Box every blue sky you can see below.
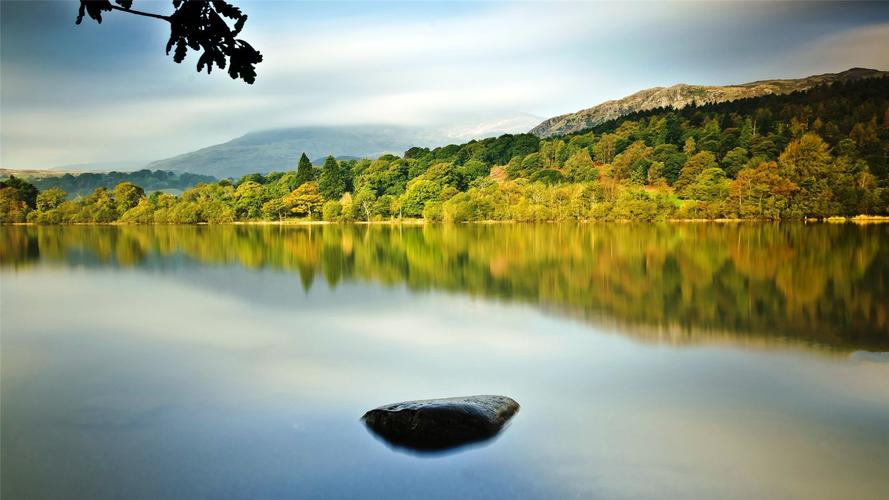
[2,0,888,169]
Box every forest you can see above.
[1,169,216,197]
[1,77,887,224]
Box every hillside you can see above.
[19,170,216,197]
[530,68,889,138]
[144,126,448,179]
[5,75,888,225]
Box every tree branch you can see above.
[109,5,170,22]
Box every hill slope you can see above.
[145,114,542,179]
[145,126,449,179]
[530,68,888,138]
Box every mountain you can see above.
[530,68,889,138]
[145,115,542,179]
[145,126,447,179]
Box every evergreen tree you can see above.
[295,153,316,187]
[318,155,346,200]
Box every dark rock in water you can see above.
[362,395,519,452]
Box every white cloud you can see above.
[790,23,889,75]
[2,2,888,168]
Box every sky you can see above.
[2,0,889,169]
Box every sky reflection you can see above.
[2,225,889,499]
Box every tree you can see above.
[721,147,750,178]
[564,150,598,182]
[76,0,262,83]
[261,198,289,221]
[778,133,835,216]
[593,133,619,164]
[685,168,730,202]
[284,182,323,218]
[322,200,343,221]
[37,188,67,212]
[353,186,377,221]
[295,153,316,187]
[234,180,265,219]
[459,159,489,184]
[318,156,346,201]
[651,144,685,185]
[779,133,832,182]
[520,153,544,175]
[401,179,442,217]
[0,176,38,209]
[113,182,145,214]
[0,187,30,223]
[647,161,667,185]
[675,151,718,197]
[729,162,798,219]
[683,137,696,155]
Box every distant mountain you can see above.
[530,68,889,138]
[145,126,448,178]
[442,113,543,141]
[46,160,150,172]
[145,114,543,179]
[310,155,361,165]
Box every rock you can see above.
[362,395,519,452]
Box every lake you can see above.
[1,223,888,499]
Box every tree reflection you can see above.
[2,223,886,351]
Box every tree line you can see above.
[3,169,217,198]
[2,77,887,224]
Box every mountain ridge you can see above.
[530,68,888,138]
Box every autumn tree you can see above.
[777,133,835,216]
[285,182,323,218]
[729,162,798,219]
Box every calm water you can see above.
[1,223,888,499]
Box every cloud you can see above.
[791,23,889,74]
[2,1,889,168]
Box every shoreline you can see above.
[6,215,889,227]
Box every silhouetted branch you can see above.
[109,5,170,22]
[76,0,262,84]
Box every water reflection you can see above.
[1,223,887,352]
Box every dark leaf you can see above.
[77,0,263,83]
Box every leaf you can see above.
[77,0,263,83]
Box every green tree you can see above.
[353,186,377,221]
[565,150,598,182]
[113,182,146,214]
[322,200,343,221]
[295,153,316,187]
[675,151,718,197]
[401,179,442,217]
[318,155,346,200]
[234,180,265,219]
[721,147,750,178]
[36,188,67,212]
[685,167,730,202]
